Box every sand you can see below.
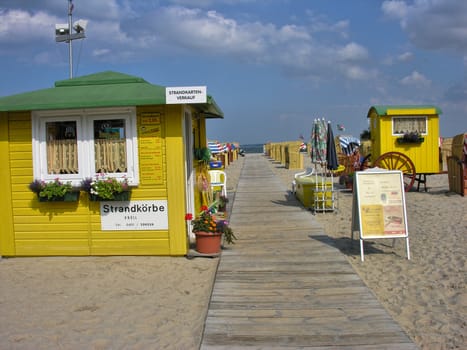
[268,155,466,350]
[0,256,218,349]
[0,153,465,349]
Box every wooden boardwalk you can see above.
[201,154,417,349]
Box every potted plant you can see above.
[194,147,211,164]
[217,194,229,213]
[185,205,236,254]
[216,219,237,245]
[397,131,424,144]
[81,174,130,201]
[29,178,79,202]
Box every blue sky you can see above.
[1,0,466,144]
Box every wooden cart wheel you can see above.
[373,151,416,191]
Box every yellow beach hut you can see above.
[0,71,223,256]
[367,105,442,190]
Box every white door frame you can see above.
[183,108,196,242]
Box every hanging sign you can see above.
[351,169,410,261]
[166,86,207,104]
[100,200,168,231]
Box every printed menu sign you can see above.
[351,169,410,261]
[357,172,406,237]
[138,114,163,185]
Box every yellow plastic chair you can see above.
[209,170,227,197]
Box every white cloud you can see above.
[337,42,368,62]
[382,51,414,66]
[382,0,467,54]
[138,7,266,56]
[131,6,373,81]
[169,0,255,7]
[381,1,409,20]
[0,9,58,43]
[0,3,375,82]
[344,66,372,80]
[92,48,111,57]
[306,10,350,39]
[400,70,431,86]
[398,51,413,62]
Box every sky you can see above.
[0,0,466,145]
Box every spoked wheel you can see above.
[373,151,416,191]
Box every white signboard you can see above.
[100,200,168,231]
[166,86,207,104]
[351,169,410,261]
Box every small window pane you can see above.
[94,119,127,173]
[46,121,78,174]
[393,117,427,135]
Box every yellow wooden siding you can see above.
[0,112,15,255]
[91,239,170,255]
[165,104,189,255]
[15,240,90,256]
[1,105,193,256]
[386,107,438,115]
[89,230,168,240]
[2,107,167,256]
[84,106,176,256]
[14,213,90,225]
[130,188,167,198]
[9,112,37,255]
[373,114,440,174]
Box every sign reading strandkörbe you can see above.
[166,86,207,104]
[100,200,168,231]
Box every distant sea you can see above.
[240,143,264,154]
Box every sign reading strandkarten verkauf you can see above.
[100,200,168,231]
[166,86,207,104]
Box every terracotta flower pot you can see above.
[195,231,222,254]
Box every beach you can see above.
[268,154,466,350]
[0,153,465,349]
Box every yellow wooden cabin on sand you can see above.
[0,71,223,257]
[368,105,442,175]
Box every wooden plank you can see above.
[201,154,416,350]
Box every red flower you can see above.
[200,205,209,212]
[185,213,193,221]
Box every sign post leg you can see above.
[406,237,411,260]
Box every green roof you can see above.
[0,71,223,118]
[368,105,442,117]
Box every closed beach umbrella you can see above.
[311,118,327,164]
[326,122,338,170]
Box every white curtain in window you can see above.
[94,139,127,173]
[393,117,426,134]
[46,139,79,174]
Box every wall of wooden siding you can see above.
[0,105,190,256]
[370,110,440,174]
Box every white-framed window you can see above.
[32,107,139,186]
[392,116,427,136]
